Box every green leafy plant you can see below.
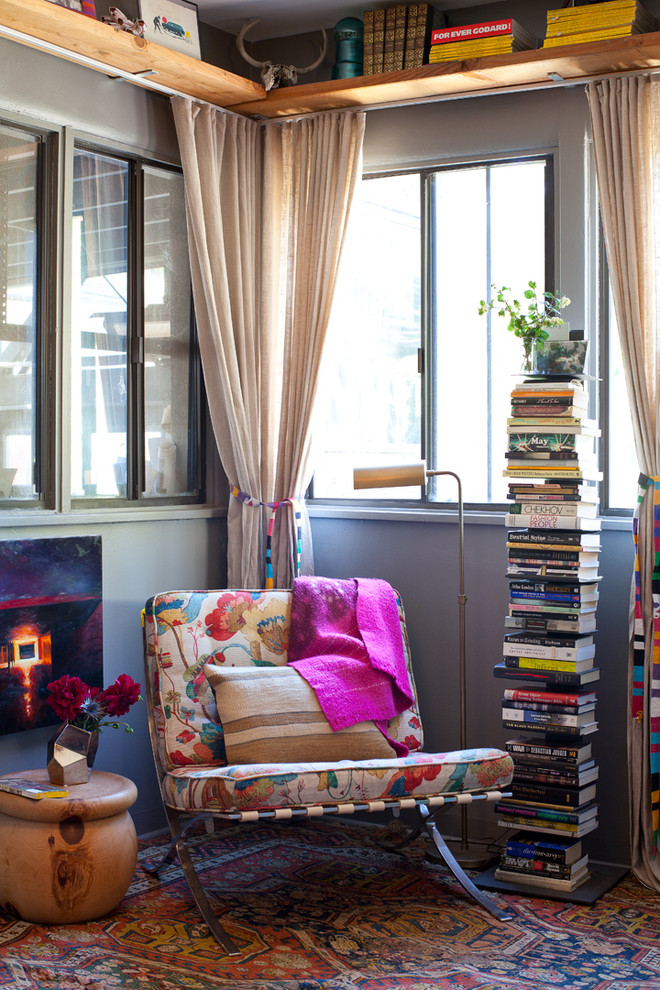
[478,281,570,370]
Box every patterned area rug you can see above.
[0,817,658,990]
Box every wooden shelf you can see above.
[3,1,660,118]
[0,0,265,108]
[233,31,660,117]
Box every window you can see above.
[314,156,552,505]
[0,122,43,503]
[70,147,200,504]
[0,122,201,510]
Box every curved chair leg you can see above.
[142,810,241,956]
[418,805,512,923]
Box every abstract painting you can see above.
[0,536,102,735]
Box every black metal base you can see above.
[476,861,629,905]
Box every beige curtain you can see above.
[262,112,366,587]
[587,75,660,889]
[172,99,365,587]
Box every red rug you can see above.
[0,818,657,989]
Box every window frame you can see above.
[309,151,559,512]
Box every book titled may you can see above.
[0,777,69,800]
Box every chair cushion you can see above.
[160,748,514,814]
[143,590,423,772]
[203,663,395,762]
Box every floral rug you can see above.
[0,818,658,990]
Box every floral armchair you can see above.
[142,588,514,954]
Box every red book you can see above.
[430,19,514,45]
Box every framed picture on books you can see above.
[139,0,201,59]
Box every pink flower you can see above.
[47,675,90,721]
[99,674,141,717]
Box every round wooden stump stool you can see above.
[0,769,138,924]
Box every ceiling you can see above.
[194,0,492,39]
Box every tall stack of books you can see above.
[494,374,602,894]
[543,0,655,49]
[362,4,437,75]
[428,17,537,63]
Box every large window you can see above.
[314,156,551,505]
[0,122,201,510]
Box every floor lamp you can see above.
[353,461,494,869]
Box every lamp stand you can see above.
[423,471,497,871]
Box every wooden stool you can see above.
[0,769,138,924]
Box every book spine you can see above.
[502,687,587,704]
[363,9,375,74]
[393,4,407,71]
[505,840,578,863]
[403,3,418,68]
[502,708,584,727]
[512,769,596,787]
[505,513,599,530]
[507,530,600,547]
[495,801,594,824]
[372,8,385,73]
[504,657,588,671]
[430,18,514,45]
[503,720,595,736]
[383,5,397,72]
[498,858,581,880]
[414,2,432,66]
[503,645,589,661]
[509,784,591,806]
[507,503,589,517]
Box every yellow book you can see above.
[544,27,642,46]
[429,37,519,61]
[0,777,69,800]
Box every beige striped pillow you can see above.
[203,664,395,764]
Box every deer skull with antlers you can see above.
[236,18,327,91]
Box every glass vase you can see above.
[47,723,99,786]
[521,340,537,374]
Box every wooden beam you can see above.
[0,0,265,107]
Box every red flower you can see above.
[99,674,141,717]
[47,675,89,721]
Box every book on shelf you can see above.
[502,719,598,736]
[503,469,603,484]
[495,799,598,824]
[503,697,596,714]
[393,3,408,71]
[505,833,584,864]
[493,662,600,688]
[430,18,534,46]
[544,0,655,48]
[507,431,597,453]
[512,764,599,788]
[494,864,590,891]
[505,736,593,762]
[363,9,375,74]
[497,817,598,838]
[404,3,435,68]
[506,417,600,434]
[510,402,590,417]
[509,578,600,595]
[505,509,602,527]
[505,613,598,633]
[509,598,598,614]
[546,0,653,28]
[507,529,601,549]
[372,7,385,73]
[499,852,589,879]
[501,707,596,729]
[0,777,69,799]
[507,547,600,563]
[503,629,595,648]
[509,781,597,808]
[544,24,651,47]
[428,36,534,61]
[507,565,600,582]
[504,656,595,674]
[503,684,597,705]
[383,5,397,72]
[503,634,595,660]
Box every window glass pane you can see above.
[71,150,128,499]
[313,173,422,499]
[431,159,547,504]
[607,297,636,509]
[143,166,196,498]
[0,125,40,502]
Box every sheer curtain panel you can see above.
[587,75,660,890]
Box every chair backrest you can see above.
[143,589,424,773]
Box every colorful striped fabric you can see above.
[632,473,660,850]
[230,485,303,588]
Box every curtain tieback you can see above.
[230,484,303,589]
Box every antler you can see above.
[236,18,328,87]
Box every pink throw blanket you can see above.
[288,576,414,756]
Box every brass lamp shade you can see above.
[353,462,427,489]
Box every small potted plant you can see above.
[478,281,571,373]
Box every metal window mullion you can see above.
[127,162,145,501]
[422,170,435,502]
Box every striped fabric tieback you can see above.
[230,484,302,589]
[632,472,660,851]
